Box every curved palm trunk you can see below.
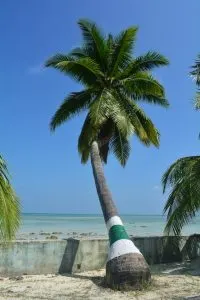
[90,141,151,290]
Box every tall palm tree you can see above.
[0,155,20,240]
[46,19,169,290]
[162,54,200,237]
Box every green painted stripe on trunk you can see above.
[109,225,130,245]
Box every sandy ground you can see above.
[0,262,200,300]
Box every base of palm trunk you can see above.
[106,252,151,290]
[105,216,151,290]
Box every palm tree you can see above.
[162,54,200,237]
[46,19,169,290]
[0,155,20,240]
[191,54,200,109]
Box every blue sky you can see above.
[1,0,199,214]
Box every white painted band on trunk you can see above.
[108,239,141,261]
[106,216,123,231]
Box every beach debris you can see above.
[9,276,23,281]
[46,235,58,240]
[52,232,62,234]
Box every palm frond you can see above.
[194,90,200,110]
[0,156,20,241]
[78,113,98,164]
[110,129,131,166]
[78,19,107,70]
[190,54,200,108]
[89,89,111,126]
[113,90,160,146]
[162,156,198,192]
[50,90,94,131]
[121,72,169,107]
[109,102,134,138]
[92,89,134,138]
[69,47,88,59]
[119,51,169,79]
[162,156,200,236]
[97,119,115,163]
[45,54,103,85]
[190,54,200,86]
[110,27,138,75]
[133,104,160,147]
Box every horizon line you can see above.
[22,212,165,216]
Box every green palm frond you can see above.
[110,129,131,166]
[121,72,169,107]
[133,104,160,147]
[190,54,200,106]
[162,156,200,236]
[78,114,97,164]
[97,119,115,163]
[0,156,20,240]
[106,92,134,138]
[78,19,107,69]
[89,89,111,126]
[69,47,88,59]
[162,157,198,192]
[119,52,169,79]
[50,90,94,131]
[190,54,200,86]
[45,55,103,85]
[132,51,169,72]
[194,90,200,110]
[109,105,134,139]
[0,156,9,182]
[110,27,138,75]
[113,90,159,146]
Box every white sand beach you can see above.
[0,262,200,300]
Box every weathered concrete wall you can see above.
[0,236,199,276]
[133,236,184,264]
[0,240,68,276]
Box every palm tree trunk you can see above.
[90,141,151,290]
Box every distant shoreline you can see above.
[21,212,165,216]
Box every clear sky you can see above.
[1,0,199,214]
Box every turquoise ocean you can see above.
[18,214,200,237]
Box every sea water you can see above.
[19,213,200,237]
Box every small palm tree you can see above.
[46,19,169,290]
[162,54,200,237]
[0,155,20,240]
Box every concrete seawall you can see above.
[0,236,199,276]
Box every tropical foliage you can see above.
[163,54,200,236]
[46,19,169,166]
[191,54,200,109]
[0,155,20,240]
